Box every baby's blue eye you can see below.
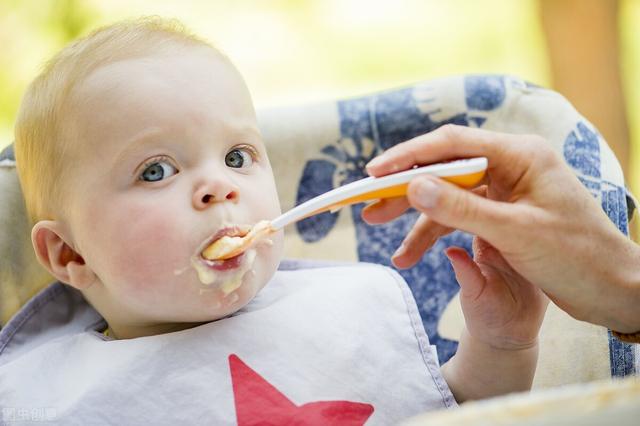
[140,160,178,182]
[225,148,254,169]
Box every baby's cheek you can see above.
[107,210,188,286]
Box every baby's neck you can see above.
[105,321,207,340]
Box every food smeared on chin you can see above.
[191,249,257,294]
[190,220,274,295]
[202,220,273,261]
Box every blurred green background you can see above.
[1,0,639,228]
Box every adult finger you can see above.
[366,125,533,189]
[391,186,486,268]
[361,197,410,224]
[407,175,520,244]
[391,214,454,269]
[363,182,488,228]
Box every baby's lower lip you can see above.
[201,252,244,271]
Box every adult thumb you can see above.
[407,176,512,242]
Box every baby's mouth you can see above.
[200,220,273,261]
[191,225,260,292]
[196,225,252,270]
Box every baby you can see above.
[0,18,548,425]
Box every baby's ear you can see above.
[31,221,96,290]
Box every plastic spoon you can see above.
[202,157,488,260]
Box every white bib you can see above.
[0,260,455,425]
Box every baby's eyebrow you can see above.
[115,127,165,163]
[111,127,168,176]
[229,125,261,142]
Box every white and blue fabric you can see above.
[0,74,637,389]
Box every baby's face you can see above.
[63,48,283,335]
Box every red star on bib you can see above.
[229,354,374,425]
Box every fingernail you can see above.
[392,243,407,258]
[444,249,456,266]
[414,178,440,209]
[366,156,384,169]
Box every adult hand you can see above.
[362,124,640,333]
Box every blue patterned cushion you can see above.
[260,74,637,380]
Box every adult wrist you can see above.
[611,330,640,344]
[604,236,640,334]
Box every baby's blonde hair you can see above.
[15,17,222,224]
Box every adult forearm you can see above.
[441,328,538,403]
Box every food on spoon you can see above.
[202,220,273,261]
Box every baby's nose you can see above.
[193,179,239,210]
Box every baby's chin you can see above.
[162,237,283,324]
[195,274,263,320]
[187,253,277,321]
